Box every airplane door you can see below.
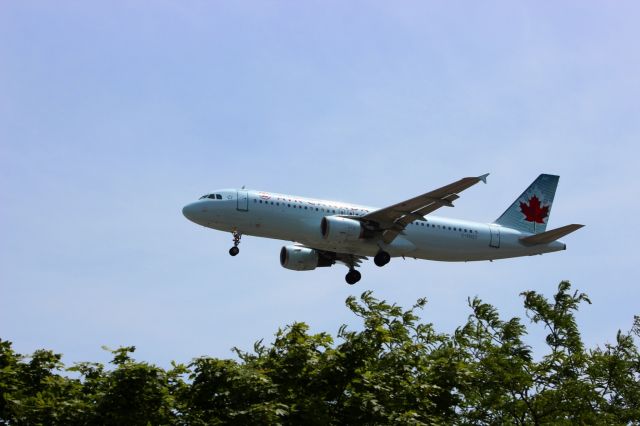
[489,225,500,248]
[237,190,249,211]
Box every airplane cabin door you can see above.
[237,190,249,211]
[489,225,500,248]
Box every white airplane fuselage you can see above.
[182,189,566,262]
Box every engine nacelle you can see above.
[321,216,364,243]
[280,245,333,271]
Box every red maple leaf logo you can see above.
[519,195,549,224]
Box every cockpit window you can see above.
[204,193,223,200]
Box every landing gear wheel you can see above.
[345,269,361,285]
[374,251,391,267]
[229,230,242,256]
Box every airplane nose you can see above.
[182,203,199,222]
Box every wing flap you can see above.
[519,224,584,245]
[333,252,367,268]
[382,229,401,244]
[314,247,367,268]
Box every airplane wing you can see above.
[316,248,367,269]
[357,173,489,243]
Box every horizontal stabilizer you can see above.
[519,224,584,245]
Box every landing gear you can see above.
[345,269,361,285]
[229,230,241,256]
[374,251,391,267]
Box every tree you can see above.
[1,281,638,424]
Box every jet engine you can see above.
[321,216,364,243]
[280,245,333,271]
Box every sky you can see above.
[1,1,639,368]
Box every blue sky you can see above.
[1,1,639,367]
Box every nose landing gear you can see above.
[345,269,361,285]
[229,230,242,256]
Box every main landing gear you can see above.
[374,251,391,267]
[229,230,241,256]
[345,251,389,284]
[345,269,361,285]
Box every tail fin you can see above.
[494,174,559,234]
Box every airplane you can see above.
[182,174,584,284]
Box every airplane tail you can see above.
[493,174,559,234]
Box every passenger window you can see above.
[216,194,222,199]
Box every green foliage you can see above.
[1,281,638,424]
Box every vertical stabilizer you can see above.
[493,174,559,234]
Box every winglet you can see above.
[478,173,489,184]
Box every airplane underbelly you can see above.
[225,211,320,242]
[408,230,496,261]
